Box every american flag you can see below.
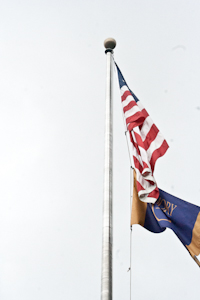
[115,63,169,203]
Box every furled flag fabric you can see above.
[131,170,200,266]
[115,63,169,203]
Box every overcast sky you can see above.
[0,1,200,299]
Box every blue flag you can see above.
[131,171,200,266]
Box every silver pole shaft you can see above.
[101,50,113,300]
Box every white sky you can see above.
[0,1,200,299]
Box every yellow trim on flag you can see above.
[131,170,147,226]
[186,212,200,259]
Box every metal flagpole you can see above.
[101,38,116,300]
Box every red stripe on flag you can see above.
[150,140,169,173]
[143,124,159,148]
[142,161,149,170]
[134,124,159,150]
[146,179,155,186]
[137,182,159,200]
[133,131,144,149]
[136,181,145,193]
[123,101,137,113]
[148,187,159,200]
[133,156,144,174]
[139,109,149,122]
[121,90,132,102]
[134,157,152,178]
[129,132,140,156]
[127,114,145,130]
[127,108,148,131]
[137,180,159,198]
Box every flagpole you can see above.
[101,38,116,300]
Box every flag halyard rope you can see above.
[130,166,133,300]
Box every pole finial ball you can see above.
[104,38,116,50]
